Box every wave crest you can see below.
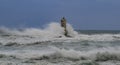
[26,47,120,62]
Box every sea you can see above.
[0,22,120,65]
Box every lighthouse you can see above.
[61,17,68,37]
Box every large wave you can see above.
[0,46,120,65]
[0,22,78,45]
[28,46,120,61]
[0,22,120,45]
[0,22,78,37]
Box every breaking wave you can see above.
[0,22,78,45]
[0,22,78,37]
[0,22,120,45]
[0,46,120,64]
[28,46,120,61]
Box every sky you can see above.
[0,0,120,30]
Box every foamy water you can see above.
[0,22,120,65]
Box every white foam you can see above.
[75,33,120,41]
[0,22,79,45]
[66,24,78,37]
[0,46,120,61]
[0,22,120,45]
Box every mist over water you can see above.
[0,22,120,65]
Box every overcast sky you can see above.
[0,0,120,30]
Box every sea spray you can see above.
[66,24,78,37]
[0,22,77,37]
[0,22,79,45]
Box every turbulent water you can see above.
[0,22,120,65]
